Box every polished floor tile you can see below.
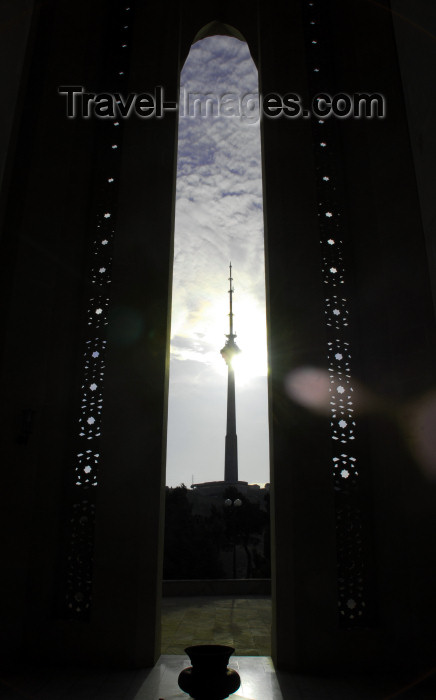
[130,656,436,699]
[0,599,434,700]
[131,656,285,699]
[1,656,436,699]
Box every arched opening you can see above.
[162,30,271,655]
[192,21,246,43]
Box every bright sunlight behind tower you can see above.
[165,35,269,488]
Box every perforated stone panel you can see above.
[60,1,135,620]
[303,0,372,626]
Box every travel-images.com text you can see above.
[58,86,386,123]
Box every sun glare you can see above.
[171,287,267,385]
[227,297,267,385]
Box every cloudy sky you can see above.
[165,35,270,488]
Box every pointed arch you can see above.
[193,20,246,44]
[180,21,258,70]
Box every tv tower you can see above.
[220,263,241,484]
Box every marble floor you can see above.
[161,596,271,655]
[1,597,435,698]
[2,655,436,699]
[113,655,436,699]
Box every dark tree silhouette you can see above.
[222,486,269,578]
[163,485,270,580]
[163,485,225,579]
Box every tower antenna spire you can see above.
[228,261,235,339]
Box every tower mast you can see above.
[220,262,241,484]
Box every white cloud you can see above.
[166,36,269,487]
